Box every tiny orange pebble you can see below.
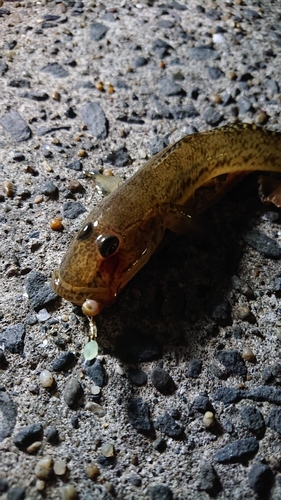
[77,149,88,157]
[50,218,63,231]
[3,181,14,197]
[34,195,43,204]
[108,85,115,94]
[159,61,166,69]
[53,91,61,101]
[103,169,114,177]
[96,81,104,91]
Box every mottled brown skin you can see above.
[52,123,281,312]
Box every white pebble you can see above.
[39,369,54,388]
[91,385,101,395]
[36,308,51,322]
[115,364,124,376]
[212,33,225,44]
[54,459,67,476]
[101,442,114,458]
[36,479,45,491]
[203,411,216,429]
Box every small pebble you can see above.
[100,442,114,458]
[36,480,45,491]
[35,456,53,479]
[53,91,61,101]
[44,426,59,444]
[203,411,216,428]
[242,347,257,363]
[236,306,256,323]
[26,441,42,454]
[60,485,78,500]
[3,180,14,197]
[50,218,63,231]
[255,112,268,125]
[54,460,67,476]
[86,463,100,480]
[77,149,87,158]
[39,369,54,388]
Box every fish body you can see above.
[52,123,281,314]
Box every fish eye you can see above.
[77,222,93,240]
[96,234,120,258]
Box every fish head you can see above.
[52,208,164,314]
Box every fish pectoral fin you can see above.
[165,203,211,241]
[84,170,123,195]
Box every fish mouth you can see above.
[52,268,116,308]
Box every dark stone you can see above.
[237,97,252,114]
[248,386,281,405]
[63,201,87,219]
[25,270,57,311]
[154,412,183,439]
[89,21,108,41]
[71,416,79,429]
[248,464,273,497]
[106,147,131,167]
[128,474,142,487]
[66,159,82,171]
[79,101,108,140]
[148,484,173,500]
[114,330,161,363]
[197,463,221,495]
[127,397,151,434]
[19,91,49,101]
[85,359,105,387]
[0,323,25,354]
[206,8,222,20]
[204,107,224,126]
[13,423,43,449]
[189,45,219,61]
[52,351,76,372]
[240,406,265,438]
[0,351,7,369]
[7,487,26,500]
[158,20,175,29]
[8,79,30,88]
[113,79,129,89]
[243,8,261,20]
[40,180,58,197]
[153,437,167,452]
[159,77,185,96]
[211,298,231,326]
[0,110,32,142]
[44,425,59,444]
[0,60,8,76]
[149,136,169,155]
[170,104,199,119]
[12,152,25,162]
[213,387,243,404]
[267,408,281,434]
[216,350,247,376]
[186,358,202,378]
[244,230,281,259]
[214,437,259,464]
[170,1,187,10]
[193,395,213,413]
[150,367,176,395]
[40,62,69,78]
[134,56,149,68]
[65,106,77,119]
[63,378,83,408]
[0,478,8,493]
[0,391,17,441]
[207,66,225,80]
[127,368,147,386]
[262,366,274,384]
[151,38,172,57]
[36,125,71,136]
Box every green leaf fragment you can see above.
[83,340,98,360]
